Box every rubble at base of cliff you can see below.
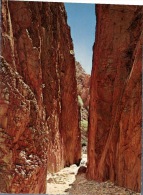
[46,152,141,195]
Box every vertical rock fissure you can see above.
[75,61,90,150]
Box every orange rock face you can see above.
[1,1,81,193]
[87,5,142,192]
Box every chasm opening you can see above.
[65,2,96,152]
[47,3,96,193]
[46,3,96,194]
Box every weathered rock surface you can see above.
[75,62,90,145]
[87,5,142,192]
[1,1,81,193]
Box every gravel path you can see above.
[69,174,140,195]
[46,153,140,195]
[46,164,78,194]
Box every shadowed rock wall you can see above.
[87,4,142,192]
[1,1,81,193]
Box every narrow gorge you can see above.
[76,61,90,147]
[0,1,142,194]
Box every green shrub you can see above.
[80,120,88,131]
[78,95,84,107]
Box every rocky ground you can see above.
[46,149,141,195]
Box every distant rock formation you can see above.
[1,1,81,193]
[75,62,90,145]
[87,4,142,192]
[76,61,90,110]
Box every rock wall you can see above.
[1,1,81,193]
[87,5,142,192]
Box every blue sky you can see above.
[65,3,96,74]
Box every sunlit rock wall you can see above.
[87,4,142,192]
[1,1,81,193]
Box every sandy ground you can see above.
[46,153,141,195]
[46,164,78,194]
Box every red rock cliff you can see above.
[1,1,81,193]
[87,5,142,192]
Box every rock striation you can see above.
[87,4,142,192]
[1,1,81,193]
